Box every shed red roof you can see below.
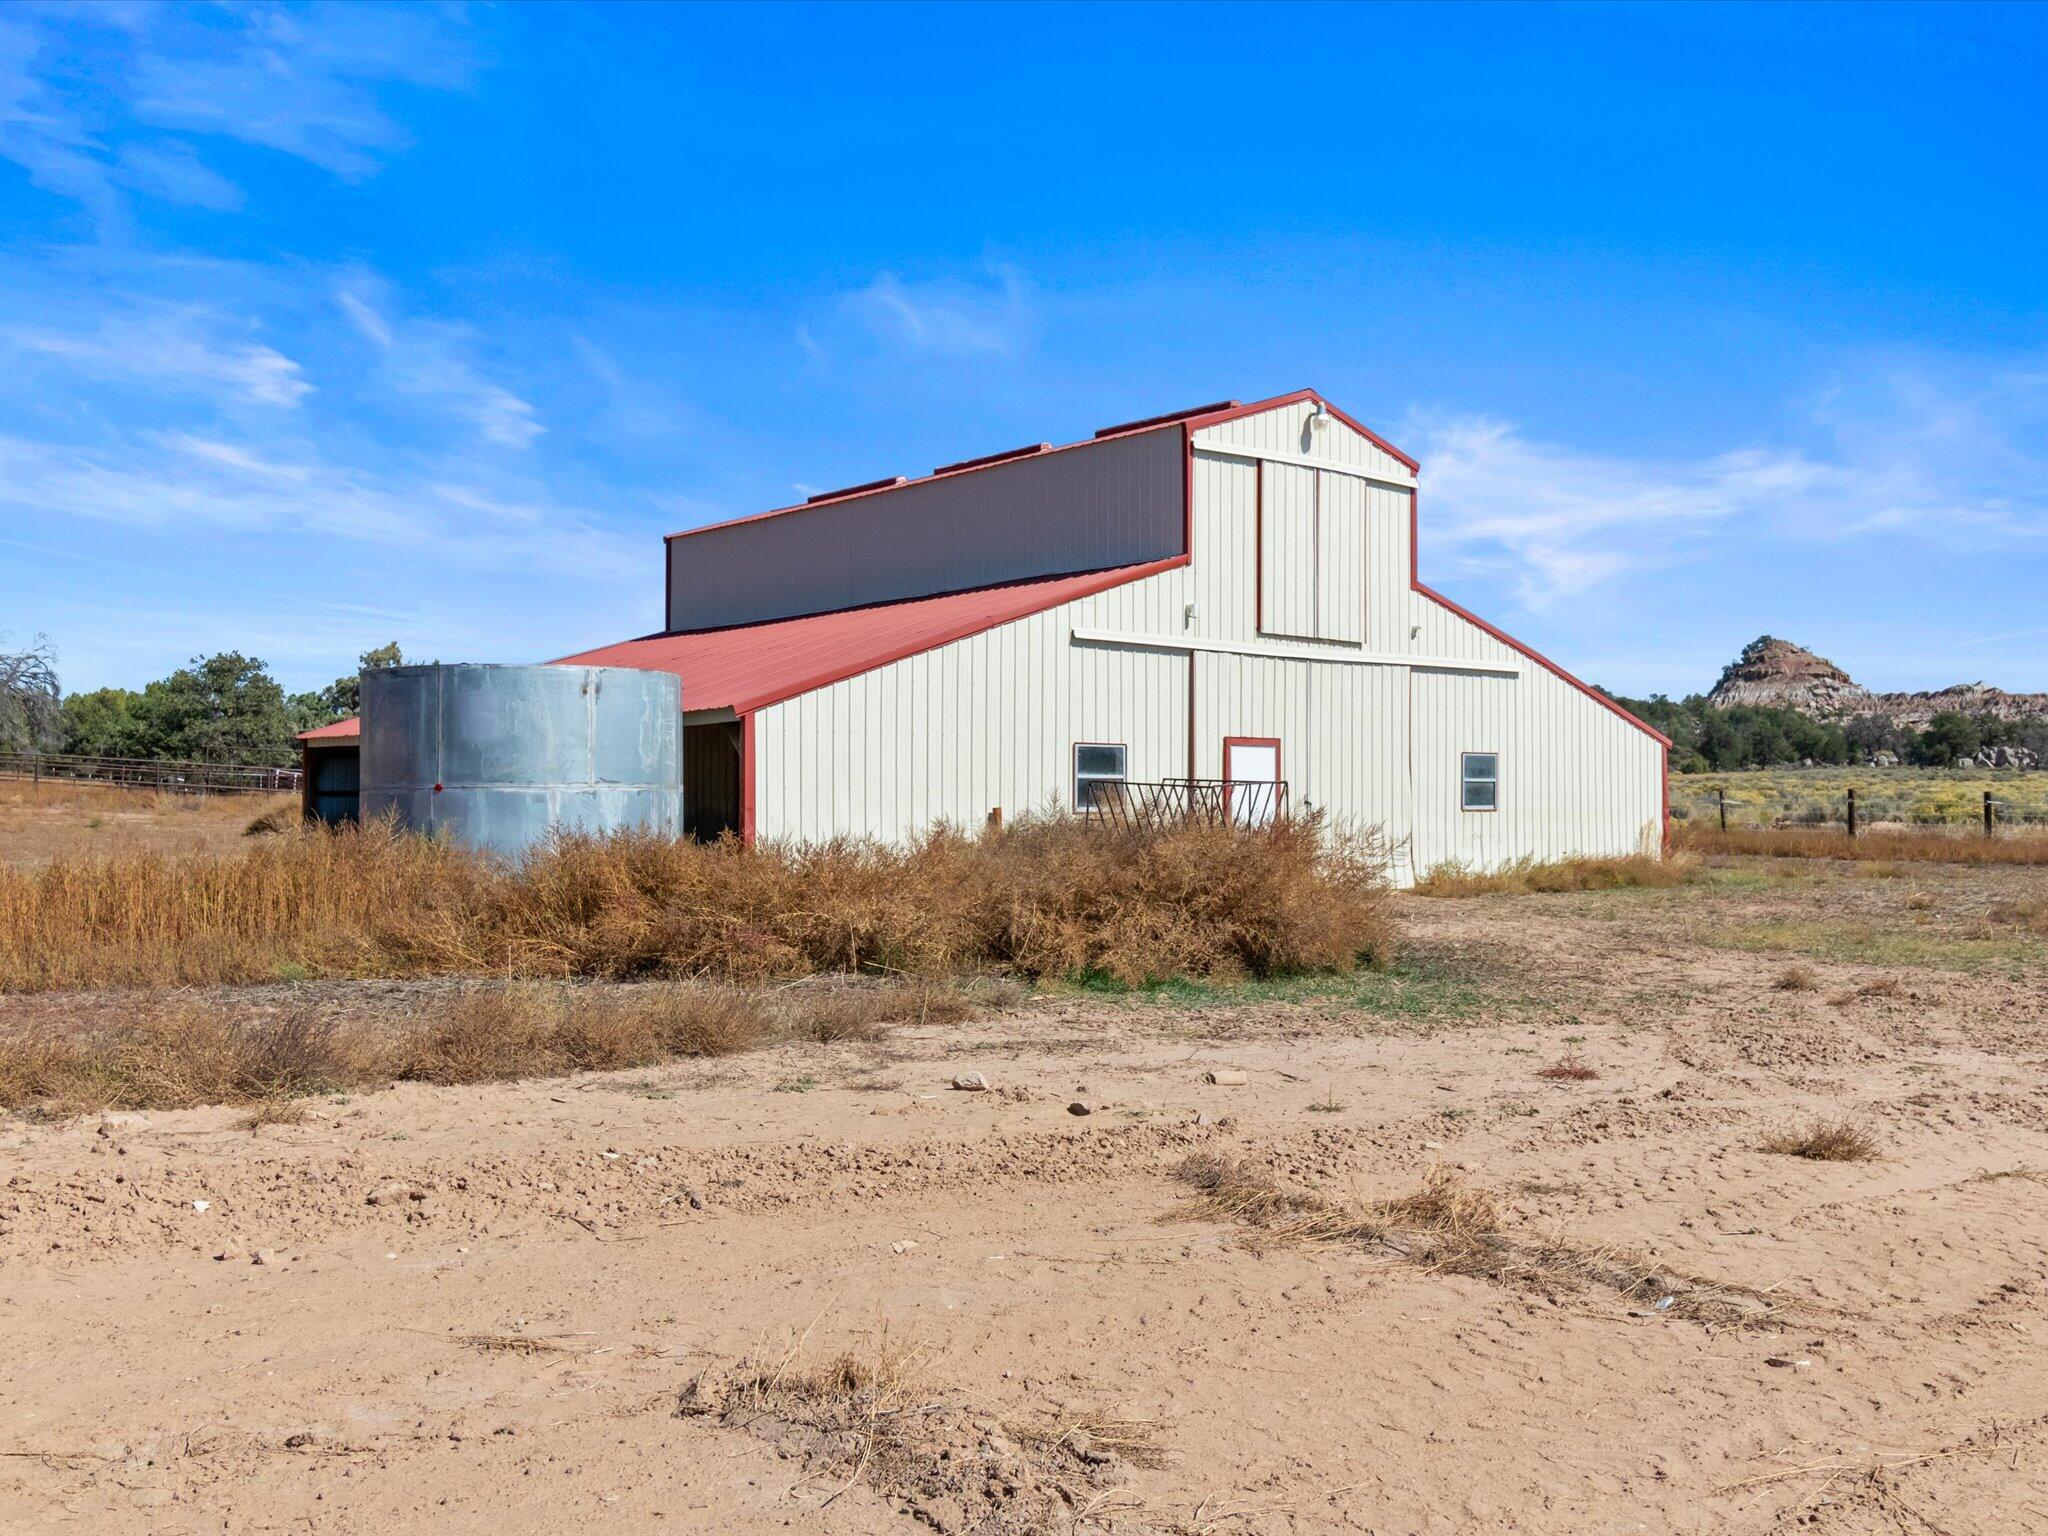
[292,556,1180,745]
[557,557,1181,715]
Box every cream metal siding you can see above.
[669,425,1184,631]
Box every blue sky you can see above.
[2,1,2044,700]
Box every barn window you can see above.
[1461,752,1499,811]
[1073,742,1128,810]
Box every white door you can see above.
[1224,739,1281,825]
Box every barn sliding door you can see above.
[1258,463,1364,643]
[1258,463,1317,638]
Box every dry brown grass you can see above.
[395,982,774,1085]
[237,1098,309,1131]
[1676,822,2048,866]
[1172,1157,1775,1324]
[0,978,963,1114]
[1772,963,1822,992]
[1993,894,2048,936]
[0,1004,371,1112]
[1412,851,1688,897]
[1535,1053,1600,1081]
[0,780,294,867]
[0,811,1395,994]
[1760,1119,1881,1162]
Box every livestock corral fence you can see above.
[0,751,301,796]
[1078,777,1289,831]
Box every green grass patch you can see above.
[1064,947,1512,1022]
[1704,921,2042,971]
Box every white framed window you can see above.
[1461,752,1499,812]
[1073,742,1128,810]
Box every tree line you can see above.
[1,636,401,768]
[1603,691,2048,773]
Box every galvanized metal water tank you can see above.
[359,664,682,857]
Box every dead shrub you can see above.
[1413,852,1688,897]
[1772,963,1821,992]
[1760,1119,1880,1162]
[1535,1053,1600,1081]
[0,809,1394,994]
[244,806,297,837]
[1171,1157,1774,1324]
[240,1098,309,1131]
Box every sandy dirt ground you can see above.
[3,858,2046,1533]
[0,782,294,866]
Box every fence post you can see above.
[1985,791,1994,840]
[1846,787,1857,840]
[1718,787,1727,832]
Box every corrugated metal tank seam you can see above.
[669,427,1183,632]
[360,665,683,858]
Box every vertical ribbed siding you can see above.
[753,566,1195,842]
[669,426,1184,631]
[1405,600,1664,871]
[1258,462,1317,638]
[1316,472,1366,644]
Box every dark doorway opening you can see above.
[684,722,741,841]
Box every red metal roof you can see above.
[557,558,1183,715]
[289,558,1180,746]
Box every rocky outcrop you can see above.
[1708,636,2048,730]
[1709,637,1869,715]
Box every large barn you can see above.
[301,389,1668,880]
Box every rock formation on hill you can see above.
[1707,636,2048,730]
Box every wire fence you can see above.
[0,751,301,796]
[1675,783,2048,836]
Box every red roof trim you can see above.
[807,474,906,504]
[1406,508,1669,749]
[297,718,360,742]
[934,442,1051,475]
[1180,389,1421,473]
[1093,400,1238,438]
[1416,580,1669,746]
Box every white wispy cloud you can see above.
[3,305,312,407]
[340,287,543,449]
[833,264,1035,357]
[0,4,480,226]
[0,427,640,584]
[1409,353,2048,613]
